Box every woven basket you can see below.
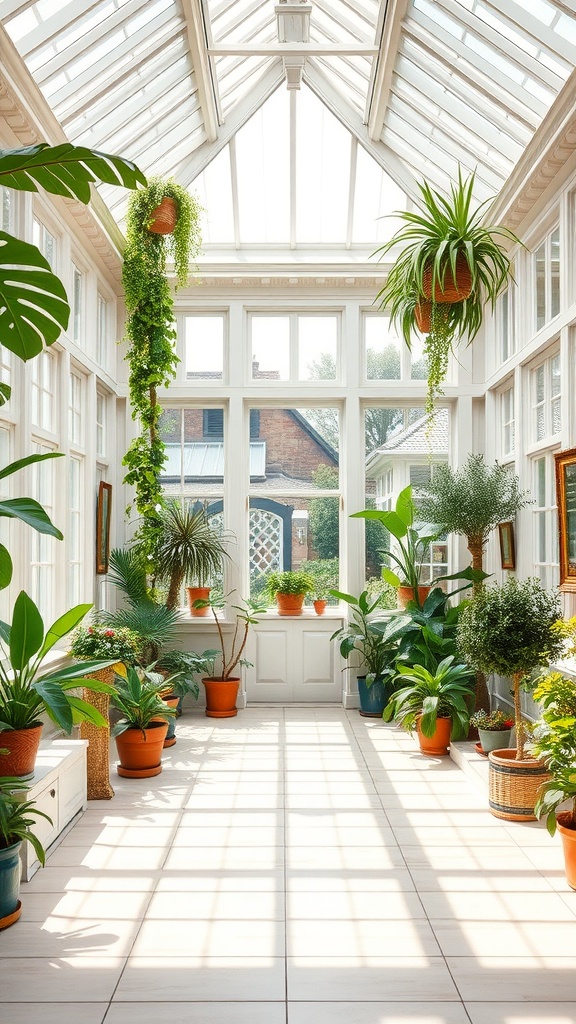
[80,665,116,800]
[422,253,472,303]
[148,197,177,235]
[414,300,432,334]
[488,748,549,821]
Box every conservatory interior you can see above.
[2,1,576,1022]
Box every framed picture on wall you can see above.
[96,482,112,574]
[555,447,576,592]
[498,521,515,570]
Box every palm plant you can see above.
[383,656,474,740]
[103,547,177,664]
[153,501,231,609]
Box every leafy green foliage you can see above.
[0,592,115,733]
[266,571,315,598]
[69,624,142,664]
[388,585,470,675]
[0,452,64,590]
[111,666,177,738]
[0,143,145,365]
[0,775,53,865]
[532,671,576,834]
[329,590,400,683]
[153,502,231,609]
[308,466,339,559]
[383,655,474,740]
[299,558,339,601]
[197,593,267,680]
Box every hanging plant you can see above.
[373,168,522,411]
[122,178,202,560]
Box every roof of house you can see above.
[366,407,449,468]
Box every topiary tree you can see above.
[457,577,563,759]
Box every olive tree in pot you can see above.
[329,590,400,716]
[0,775,52,929]
[457,577,563,820]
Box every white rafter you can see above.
[366,0,408,141]
[181,0,221,141]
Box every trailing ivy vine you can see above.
[122,177,202,560]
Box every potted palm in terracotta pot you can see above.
[457,577,563,820]
[153,501,231,615]
[383,656,474,755]
[111,667,177,778]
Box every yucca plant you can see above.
[383,655,474,740]
[111,666,177,739]
[153,501,231,610]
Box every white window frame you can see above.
[68,369,83,446]
[534,224,561,331]
[97,293,109,367]
[501,384,515,459]
[531,452,559,591]
[71,263,84,346]
[32,215,56,269]
[248,311,341,385]
[531,350,561,445]
[31,350,56,435]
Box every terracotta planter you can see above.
[187,586,211,617]
[276,593,306,616]
[114,721,168,778]
[0,723,43,779]
[414,299,432,334]
[557,812,576,890]
[313,600,327,615]
[0,841,22,929]
[417,715,452,756]
[148,196,177,234]
[488,748,550,821]
[397,585,431,609]
[422,253,472,302]
[203,677,239,718]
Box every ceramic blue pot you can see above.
[357,675,391,718]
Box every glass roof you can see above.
[1,0,575,257]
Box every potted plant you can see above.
[266,570,315,616]
[0,775,52,929]
[103,547,179,664]
[383,656,474,756]
[151,500,231,614]
[351,486,440,609]
[0,593,116,779]
[373,167,521,412]
[470,709,514,755]
[532,667,576,888]
[148,649,209,746]
[415,453,531,710]
[121,178,202,563]
[329,590,400,716]
[196,594,267,717]
[457,577,564,820]
[111,667,177,778]
[301,558,339,615]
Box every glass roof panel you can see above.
[236,87,290,243]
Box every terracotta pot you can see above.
[417,715,452,756]
[488,748,550,821]
[0,723,43,779]
[397,585,431,609]
[414,299,432,334]
[276,592,306,616]
[0,840,22,928]
[114,721,168,778]
[203,677,239,718]
[148,196,177,234]
[557,812,576,890]
[422,253,472,302]
[187,586,211,617]
[313,600,327,615]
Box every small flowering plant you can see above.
[470,709,514,731]
[69,624,142,665]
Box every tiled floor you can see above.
[2,706,576,1024]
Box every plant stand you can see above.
[80,666,116,800]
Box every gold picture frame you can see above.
[554,447,576,592]
[498,521,516,570]
[96,482,112,575]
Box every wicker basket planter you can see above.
[488,748,550,821]
[422,253,472,303]
[148,196,177,234]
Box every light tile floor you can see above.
[2,706,576,1023]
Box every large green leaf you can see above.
[9,591,44,671]
[0,451,63,482]
[0,144,146,202]
[0,231,70,360]
[32,679,73,733]
[40,603,92,658]
[0,497,64,539]
[0,545,12,589]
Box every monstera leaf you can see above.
[0,144,146,362]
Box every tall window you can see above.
[31,351,55,433]
[532,352,560,443]
[185,314,225,380]
[532,454,558,590]
[96,391,106,458]
[535,226,560,330]
[30,446,57,618]
[501,386,515,458]
[32,217,56,268]
[499,287,515,362]
[68,456,82,604]
[97,294,108,367]
[68,371,83,445]
[250,313,338,382]
[72,264,83,345]
[0,185,13,232]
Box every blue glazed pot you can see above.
[0,840,22,922]
[357,675,391,718]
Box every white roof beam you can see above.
[480,0,576,64]
[181,0,220,141]
[19,0,104,58]
[173,61,286,186]
[366,0,408,141]
[229,136,241,250]
[209,43,378,56]
[435,0,570,85]
[346,137,357,250]
[312,0,374,44]
[406,11,545,124]
[290,88,296,249]
[303,60,421,204]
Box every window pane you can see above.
[159,408,225,500]
[298,317,337,381]
[550,227,560,319]
[251,316,289,380]
[185,315,224,379]
[535,242,546,329]
[364,316,401,380]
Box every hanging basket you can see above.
[148,197,177,235]
[414,300,432,334]
[422,253,472,303]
